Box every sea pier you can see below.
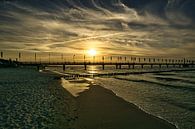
[19,59,195,71]
[1,51,194,70]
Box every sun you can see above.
[87,49,97,56]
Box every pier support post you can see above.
[102,64,105,70]
[63,65,66,71]
[119,65,122,69]
[159,64,161,68]
[128,65,131,69]
[132,64,135,69]
[84,64,87,70]
[166,64,168,68]
[141,64,144,69]
[151,64,153,68]
[37,65,40,70]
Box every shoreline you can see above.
[75,84,177,129]
[47,68,184,129]
[89,85,179,129]
[0,67,179,128]
[44,68,178,129]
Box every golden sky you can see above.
[0,0,195,60]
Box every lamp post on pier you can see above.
[61,54,63,62]
[73,54,75,63]
[84,54,86,63]
[93,56,95,62]
[18,52,21,61]
[35,53,37,62]
[102,56,105,70]
[110,56,112,62]
[49,53,51,63]
[0,51,3,58]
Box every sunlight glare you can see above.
[87,49,97,56]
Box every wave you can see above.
[114,76,195,91]
[155,76,195,84]
[154,73,177,76]
[161,98,195,111]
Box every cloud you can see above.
[0,0,195,58]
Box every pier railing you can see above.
[18,60,195,70]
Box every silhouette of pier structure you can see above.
[19,58,195,71]
[1,51,194,70]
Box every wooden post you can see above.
[84,64,87,70]
[63,65,66,71]
[102,64,105,70]
[159,64,161,68]
[132,64,135,69]
[141,64,144,69]
[128,65,131,69]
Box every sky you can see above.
[0,0,195,60]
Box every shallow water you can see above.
[94,71,195,129]
[51,65,195,129]
[61,78,90,97]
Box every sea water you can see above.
[49,65,195,129]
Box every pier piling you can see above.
[63,65,66,71]
[84,64,87,70]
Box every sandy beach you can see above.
[0,68,77,129]
[76,84,176,129]
[0,68,177,129]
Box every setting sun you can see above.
[87,49,97,56]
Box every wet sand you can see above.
[76,84,177,129]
